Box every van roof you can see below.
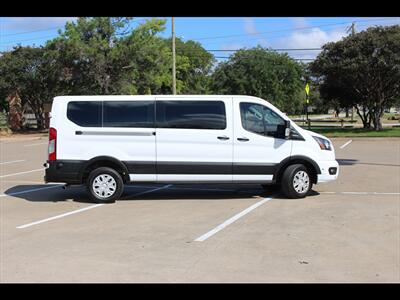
[53,95,265,101]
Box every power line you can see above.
[189,18,400,45]
[206,48,321,52]
[3,17,398,47]
[193,22,349,41]
[214,56,314,61]
[3,17,396,45]
[197,25,350,46]
[188,17,399,42]
[0,42,321,61]
[0,18,150,45]
[1,26,62,37]
[0,17,149,38]
[0,35,57,45]
[2,18,398,49]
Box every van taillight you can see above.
[48,127,57,161]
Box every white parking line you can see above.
[340,139,353,149]
[0,140,39,145]
[319,191,400,195]
[194,197,273,242]
[0,138,46,144]
[16,184,172,229]
[0,168,45,178]
[23,142,48,147]
[2,180,45,184]
[16,204,105,229]
[0,185,61,198]
[341,191,368,195]
[0,160,26,165]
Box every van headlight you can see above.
[313,136,332,151]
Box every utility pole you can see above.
[346,21,356,35]
[172,17,176,95]
[347,22,356,121]
[351,22,356,35]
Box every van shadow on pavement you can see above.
[3,184,319,203]
[337,158,399,167]
[337,159,358,165]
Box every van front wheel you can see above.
[87,167,124,203]
[281,164,312,198]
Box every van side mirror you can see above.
[284,120,291,139]
[276,121,291,139]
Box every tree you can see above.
[117,18,178,95]
[310,25,400,130]
[45,17,211,96]
[210,47,305,114]
[45,17,135,95]
[119,28,214,95]
[0,46,62,129]
[172,38,215,94]
[302,64,330,115]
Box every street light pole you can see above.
[172,17,176,95]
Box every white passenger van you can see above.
[44,95,339,203]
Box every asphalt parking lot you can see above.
[0,136,399,283]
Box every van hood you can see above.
[303,129,332,142]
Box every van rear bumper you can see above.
[44,160,84,184]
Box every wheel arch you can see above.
[79,156,130,183]
[274,155,321,184]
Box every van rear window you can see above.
[67,101,102,127]
[156,101,226,130]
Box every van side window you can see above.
[156,101,226,130]
[67,101,102,127]
[103,101,154,128]
[240,102,285,138]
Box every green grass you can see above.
[303,126,400,137]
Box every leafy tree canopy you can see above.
[211,46,305,114]
[310,25,400,130]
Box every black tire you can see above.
[281,164,312,199]
[86,167,124,203]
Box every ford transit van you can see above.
[44,95,339,203]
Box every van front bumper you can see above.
[317,160,339,183]
[44,160,84,184]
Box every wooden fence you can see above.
[292,118,358,129]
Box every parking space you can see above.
[0,137,399,282]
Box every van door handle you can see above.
[75,131,83,135]
[237,137,249,142]
[217,136,230,140]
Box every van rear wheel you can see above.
[281,164,312,198]
[87,167,123,203]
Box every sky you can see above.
[1,17,400,62]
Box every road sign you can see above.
[305,83,310,104]
[305,83,310,96]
